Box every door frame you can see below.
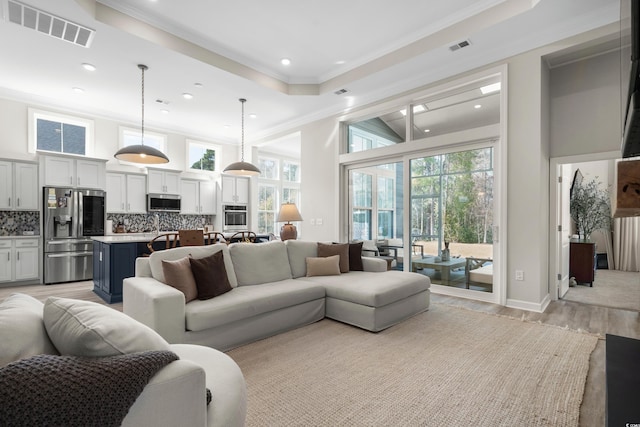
[548,150,620,300]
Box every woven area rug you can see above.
[227,303,598,427]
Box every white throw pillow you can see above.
[0,293,58,367]
[43,297,170,357]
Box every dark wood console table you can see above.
[569,242,596,286]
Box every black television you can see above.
[622,0,640,158]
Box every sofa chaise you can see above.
[123,240,431,351]
[0,293,246,427]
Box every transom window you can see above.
[120,127,166,154]
[29,109,94,156]
[186,140,220,173]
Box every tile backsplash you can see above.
[107,213,214,233]
[0,211,40,236]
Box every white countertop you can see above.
[91,233,166,243]
[0,235,41,239]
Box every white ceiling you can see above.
[0,0,622,152]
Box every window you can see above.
[258,185,277,234]
[283,161,300,182]
[29,109,94,156]
[351,172,373,240]
[257,155,301,234]
[259,157,279,180]
[347,116,404,153]
[120,127,166,153]
[186,140,220,173]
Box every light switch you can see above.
[316,218,323,225]
[310,219,316,225]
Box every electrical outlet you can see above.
[316,218,323,225]
[515,270,524,281]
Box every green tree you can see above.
[191,149,216,171]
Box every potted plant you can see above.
[569,176,611,242]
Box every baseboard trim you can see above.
[506,293,551,313]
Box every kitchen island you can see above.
[91,232,273,303]
[91,233,159,304]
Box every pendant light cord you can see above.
[239,98,246,161]
[139,64,148,146]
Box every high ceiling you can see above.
[0,0,622,148]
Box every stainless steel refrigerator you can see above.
[43,187,105,284]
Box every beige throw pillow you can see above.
[0,294,58,367]
[43,297,171,357]
[306,255,341,277]
[317,243,350,273]
[161,256,198,303]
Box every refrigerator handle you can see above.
[76,191,82,238]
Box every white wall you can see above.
[549,50,622,158]
[0,97,239,174]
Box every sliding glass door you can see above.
[348,161,405,269]
[409,146,496,294]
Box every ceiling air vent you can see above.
[449,39,471,52]
[334,88,348,95]
[6,0,95,48]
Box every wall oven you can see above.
[223,205,248,231]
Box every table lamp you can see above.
[277,203,303,241]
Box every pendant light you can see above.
[223,98,261,176]
[114,64,169,164]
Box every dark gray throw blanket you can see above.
[0,350,179,427]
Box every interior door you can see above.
[558,164,572,298]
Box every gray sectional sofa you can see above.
[123,240,430,351]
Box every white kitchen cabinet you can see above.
[0,239,39,283]
[0,241,11,282]
[0,161,38,211]
[148,169,181,194]
[14,239,39,281]
[127,174,147,213]
[105,173,126,213]
[0,162,11,210]
[181,179,216,215]
[41,155,106,189]
[76,159,103,189]
[106,173,147,213]
[221,176,249,204]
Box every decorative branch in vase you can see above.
[569,176,611,242]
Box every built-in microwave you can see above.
[147,194,181,212]
[223,204,248,231]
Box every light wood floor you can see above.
[2,281,639,426]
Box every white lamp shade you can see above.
[277,203,303,222]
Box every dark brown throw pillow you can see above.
[317,243,349,273]
[348,242,364,271]
[189,251,232,300]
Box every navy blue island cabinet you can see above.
[92,240,138,304]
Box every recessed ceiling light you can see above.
[81,63,96,71]
[281,58,291,66]
[424,129,431,133]
[72,87,84,93]
[249,113,257,119]
[336,60,346,65]
[224,125,231,129]
[400,105,426,116]
[194,83,203,88]
[474,104,482,109]
[182,93,193,99]
[480,82,501,94]
[160,109,169,114]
